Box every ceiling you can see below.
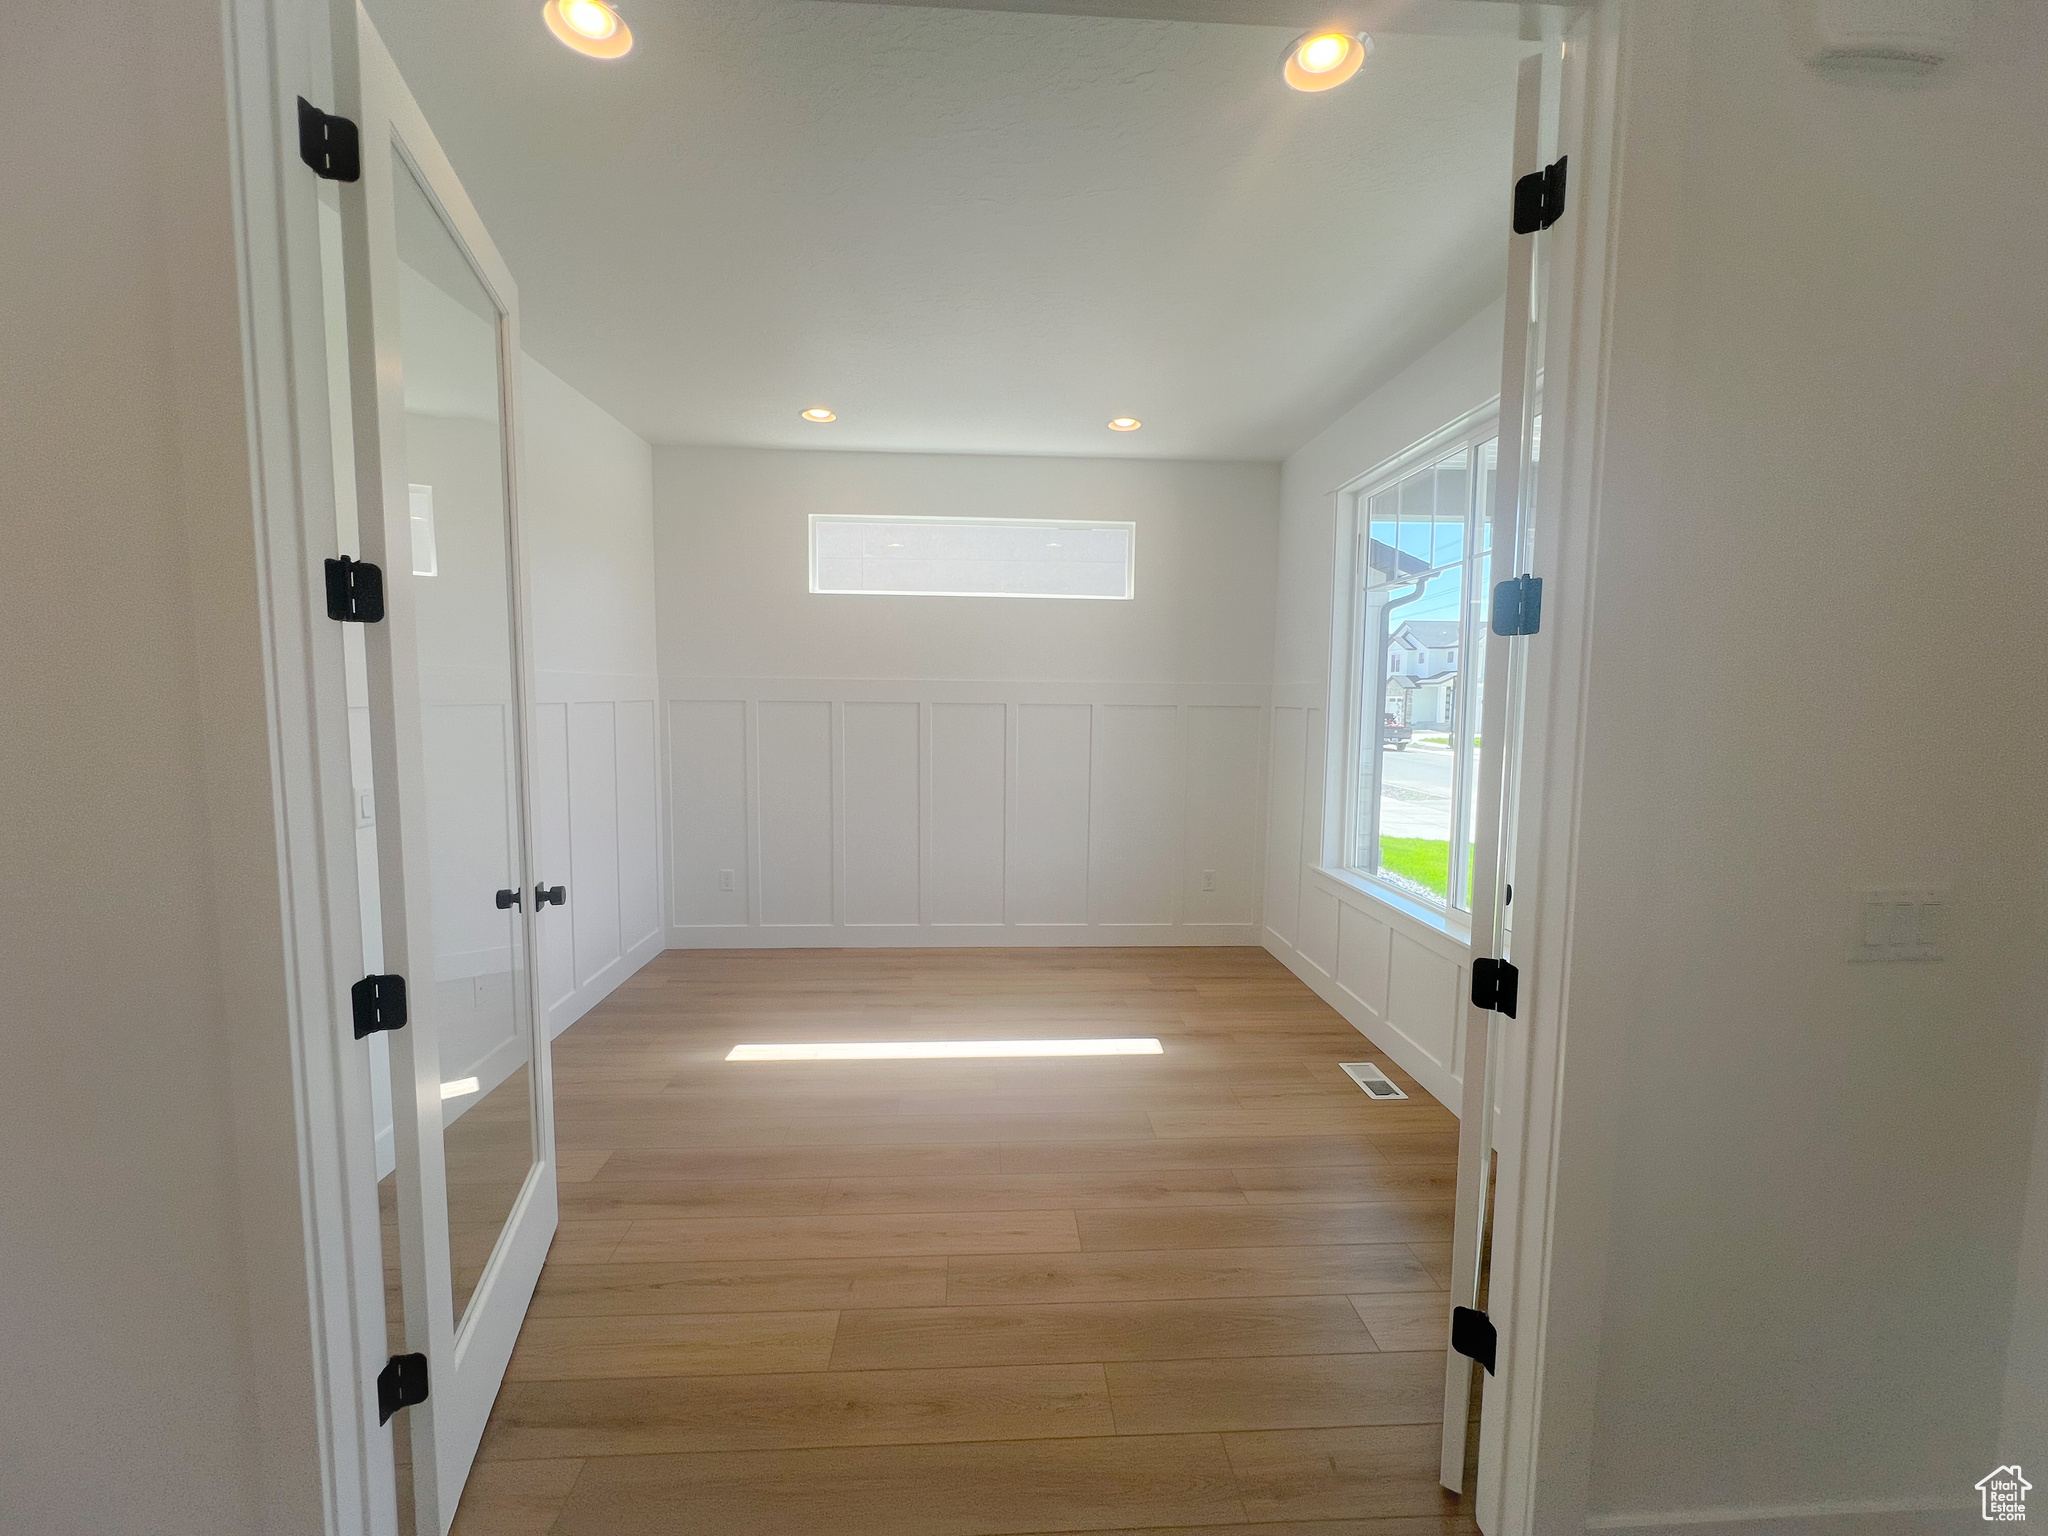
[361,0,1526,460]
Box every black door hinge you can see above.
[1451,1306,1497,1375]
[377,1352,429,1424]
[1471,956,1519,1018]
[1512,155,1568,234]
[298,98,361,182]
[325,557,385,623]
[535,884,567,908]
[350,974,409,1040]
[1492,574,1543,637]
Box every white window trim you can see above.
[1325,401,1500,936]
[807,513,1137,600]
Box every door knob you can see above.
[535,884,567,908]
[495,887,522,910]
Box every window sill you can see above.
[1310,865,1471,952]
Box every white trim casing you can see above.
[220,0,397,1529]
[1485,8,1627,1534]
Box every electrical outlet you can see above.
[1849,888,1948,962]
[1200,870,1217,892]
[718,869,735,893]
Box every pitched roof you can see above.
[1392,620,1461,648]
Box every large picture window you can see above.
[1343,423,1499,915]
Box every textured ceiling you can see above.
[361,0,1525,460]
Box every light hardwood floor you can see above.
[443,947,1477,1536]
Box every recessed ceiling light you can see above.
[544,0,633,59]
[726,1038,1164,1061]
[1108,417,1142,432]
[801,408,837,423]
[1283,30,1370,92]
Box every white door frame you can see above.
[219,0,402,1530]
[1474,6,1631,1534]
[1441,42,1549,1499]
[215,1,1636,1533]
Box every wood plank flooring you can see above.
[447,947,1476,1536]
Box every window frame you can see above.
[1328,403,1500,933]
[807,513,1138,601]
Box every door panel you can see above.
[332,8,558,1531]
[1439,47,1559,1509]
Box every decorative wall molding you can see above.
[665,679,1269,948]
[1260,703,1472,1112]
[533,670,665,1035]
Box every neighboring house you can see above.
[1386,619,1461,728]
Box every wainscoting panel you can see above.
[1262,706,1305,948]
[1010,702,1092,927]
[843,701,921,926]
[1335,899,1390,1028]
[1387,929,1459,1075]
[668,699,747,928]
[1184,705,1263,926]
[1090,705,1181,926]
[667,682,1266,947]
[1262,692,1474,1115]
[756,701,834,927]
[930,702,1006,926]
[538,671,666,1039]
[615,700,663,956]
[532,702,577,1017]
[568,700,624,988]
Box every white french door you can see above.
[1439,46,1561,1508]
[330,8,558,1531]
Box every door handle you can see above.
[495,887,522,910]
[535,884,567,908]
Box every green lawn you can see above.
[1377,838,1476,902]
[1378,837,1450,898]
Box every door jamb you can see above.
[1476,5,1631,1533]
[221,0,400,1530]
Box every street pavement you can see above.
[1375,738,1468,838]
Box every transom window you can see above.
[810,515,1135,600]
[1343,423,1499,914]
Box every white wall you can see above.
[1541,5,2048,1529]
[2004,1047,2048,1468]
[655,446,1278,945]
[0,5,319,1531]
[521,357,663,1035]
[1261,300,1506,1109]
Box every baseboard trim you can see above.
[1263,928,1463,1113]
[1587,1495,1974,1534]
[548,928,666,1039]
[665,923,1262,949]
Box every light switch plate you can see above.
[1849,888,1949,962]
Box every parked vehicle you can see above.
[1381,713,1411,751]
